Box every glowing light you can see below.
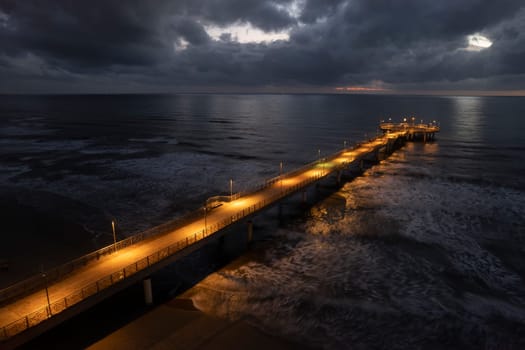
[232,199,247,207]
[281,178,300,186]
[466,34,492,51]
[205,22,290,44]
[335,86,385,93]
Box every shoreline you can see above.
[86,242,314,350]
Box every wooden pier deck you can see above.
[0,124,439,348]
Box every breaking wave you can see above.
[190,156,525,349]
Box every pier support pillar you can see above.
[359,159,364,172]
[247,220,253,243]
[336,170,342,186]
[143,278,153,305]
[302,190,307,203]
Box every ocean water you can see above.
[1,94,525,348]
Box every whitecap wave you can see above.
[189,155,525,349]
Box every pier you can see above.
[380,119,440,142]
[0,122,438,348]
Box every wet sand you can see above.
[85,232,313,350]
[86,296,308,350]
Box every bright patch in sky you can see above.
[275,0,304,19]
[205,23,290,44]
[0,10,9,28]
[466,34,493,51]
[173,38,189,52]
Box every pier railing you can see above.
[0,204,216,306]
[0,123,442,343]
[0,172,324,341]
[0,135,389,311]
[1,130,417,342]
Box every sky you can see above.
[1,0,525,95]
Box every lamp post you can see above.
[318,149,321,176]
[40,266,52,317]
[280,161,283,193]
[203,205,207,235]
[111,220,117,252]
[344,141,347,149]
[230,179,233,201]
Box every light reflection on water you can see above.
[1,94,525,348]
[450,96,485,143]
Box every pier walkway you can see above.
[0,123,438,348]
[380,120,440,141]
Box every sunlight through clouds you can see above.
[2,0,525,93]
[466,33,493,51]
[203,0,303,44]
[205,22,290,44]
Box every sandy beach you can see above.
[86,296,309,350]
[85,230,313,350]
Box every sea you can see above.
[1,94,525,349]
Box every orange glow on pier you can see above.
[0,123,438,345]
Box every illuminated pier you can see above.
[0,122,438,348]
[380,118,440,142]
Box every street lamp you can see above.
[280,161,283,193]
[344,141,347,149]
[41,268,52,317]
[318,149,321,176]
[203,205,207,235]
[111,220,117,251]
[230,179,233,201]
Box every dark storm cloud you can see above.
[185,0,297,31]
[0,1,168,68]
[299,0,347,24]
[1,0,525,93]
[171,17,211,46]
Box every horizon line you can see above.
[1,88,525,97]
